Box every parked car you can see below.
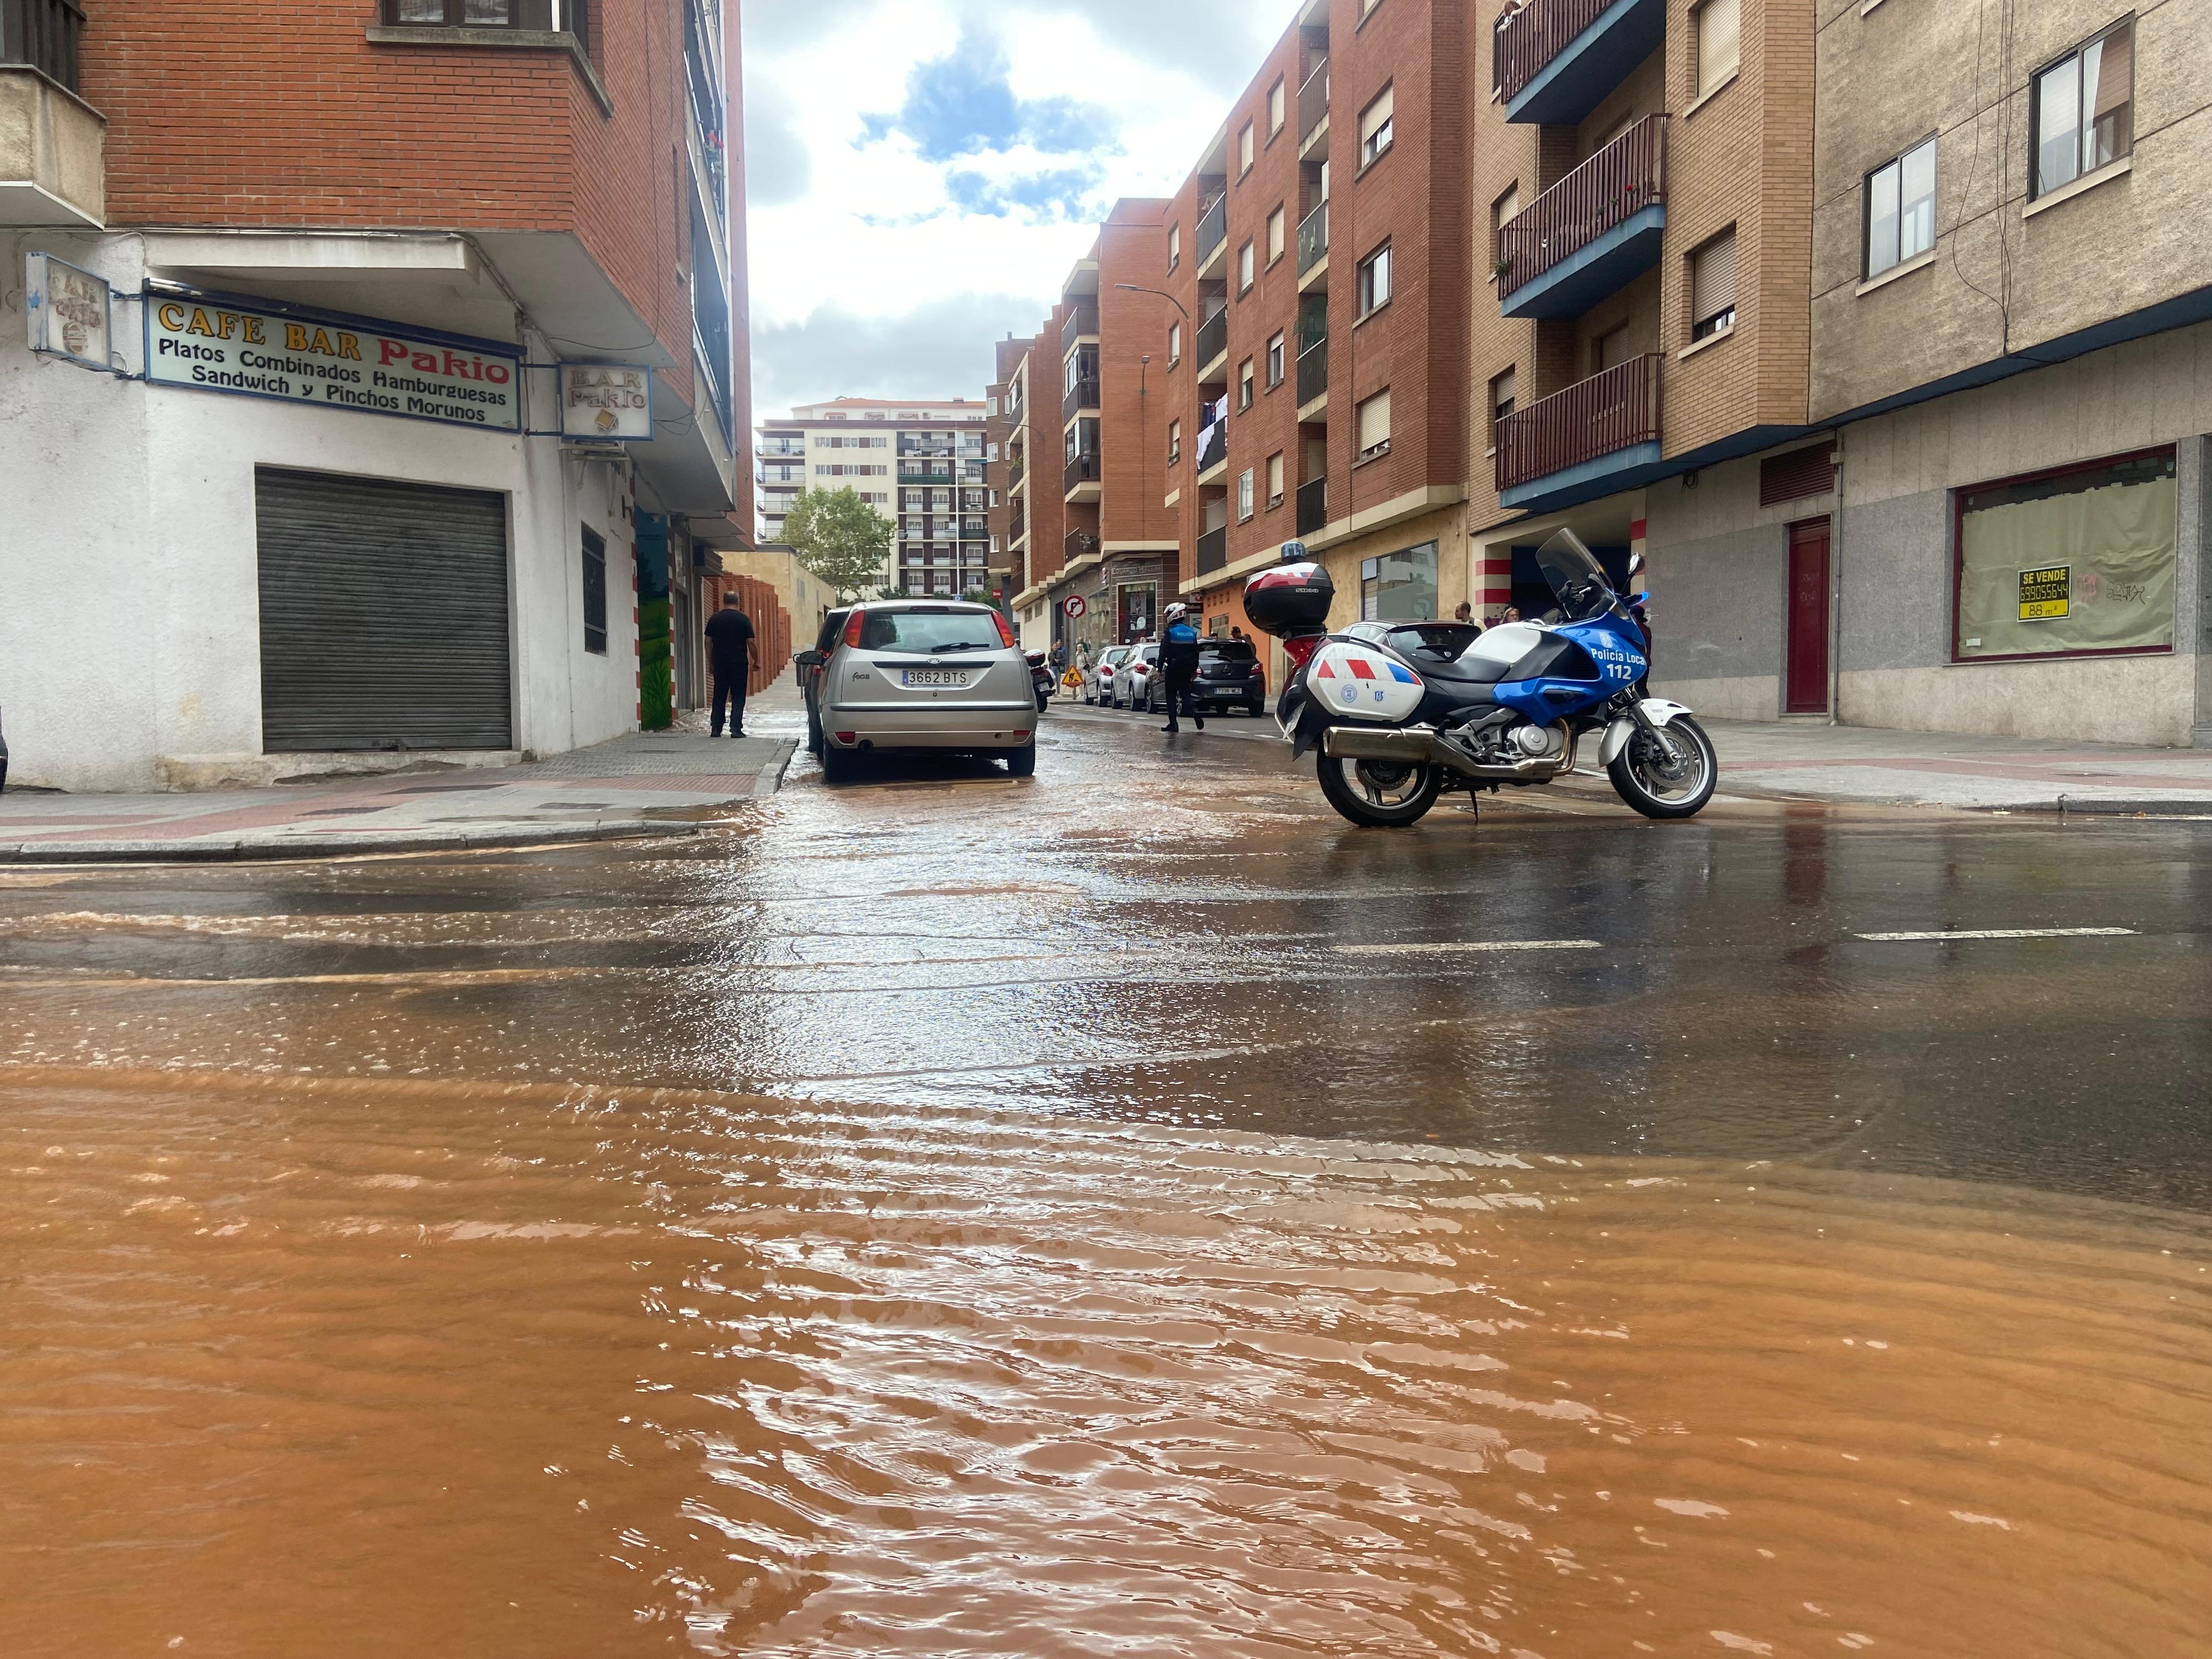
[0,706,9,791]
[1084,644,1132,705]
[792,606,851,758]
[1116,644,1159,710]
[813,600,1039,783]
[1190,638,1267,715]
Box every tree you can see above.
[778,487,893,600]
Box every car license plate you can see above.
[901,669,969,689]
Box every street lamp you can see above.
[1114,282,1189,320]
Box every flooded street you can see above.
[4,707,2211,1656]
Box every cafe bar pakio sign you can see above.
[561,363,654,441]
[145,290,522,432]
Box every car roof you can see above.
[850,599,994,612]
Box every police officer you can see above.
[1159,601,1204,735]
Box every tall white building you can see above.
[757,398,992,595]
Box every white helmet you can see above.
[1164,601,1189,622]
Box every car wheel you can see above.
[1005,744,1036,777]
[819,745,860,786]
[1247,698,1264,716]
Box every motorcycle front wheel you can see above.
[1315,752,1443,827]
[1607,714,1718,820]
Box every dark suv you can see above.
[1189,639,1266,716]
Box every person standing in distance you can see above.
[1158,601,1204,735]
[704,590,760,738]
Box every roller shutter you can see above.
[256,467,513,753]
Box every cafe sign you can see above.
[26,253,112,371]
[560,363,653,440]
[145,290,522,432]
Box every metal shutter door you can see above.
[256,467,514,753]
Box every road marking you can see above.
[1854,927,2137,942]
[1336,939,1604,956]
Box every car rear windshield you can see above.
[1200,641,1257,662]
[858,608,1004,652]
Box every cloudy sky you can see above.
[742,0,1290,421]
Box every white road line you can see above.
[1335,939,1605,956]
[1855,927,2137,942]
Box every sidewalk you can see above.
[0,694,799,863]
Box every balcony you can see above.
[1195,193,1228,272]
[1194,420,1227,480]
[1297,57,1329,156]
[1196,526,1228,575]
[1008,456,1026,490]
[899,464,953,486]
[1065,531,1101,566]
[1296,338,1327,409]
[1296,200,1328,281]
[1500,115,1667,318]
[961,518,989,539]
[1195,308,1229,379]
[1061,302,1098,352]
[1496,354,1662,506]
[758,436,804,458]
[1063,375,1100,423]
[2,1,102,229]
[1009,508,1028,544]
[1064,452,1102,501]
[898,438,955,457]
[1296,478,1327,535]
[1494,0,1665,126]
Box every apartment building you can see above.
[755,397,990,596]
[984,335,1028,605]
[1005,307,1071,650]
[3,0,747,791]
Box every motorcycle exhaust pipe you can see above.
[1321,724,1563,782]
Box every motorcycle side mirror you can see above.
[1627,552,1646,579]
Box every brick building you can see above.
[2,0,748,791]
[984,335,1029,606]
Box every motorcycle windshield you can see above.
[1535,528,1620,623]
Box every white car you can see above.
[816,601,1039,782]
[1085,644,1132,706]
[1116,643,1159,710]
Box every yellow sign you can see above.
[2018,565,2070,622]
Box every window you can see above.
[1239,357,1256,410]
[1865,137,1937,278]
[1239,239,1255,291]
[580,524,607,654]
[1168,418,1182,465]
[1489,183,1520,272]
[1955,449,2175,661]
[1358,85,1395,169]
[2033,20,2132,199]
[1356,241,1392,317]
[1593,322,1632,373]
[1695,0,1739,95]
[1169,320,1182,364]
[1487,366,1516,449]
[1169,223,1181,272]
[390,0,589,38]
[1269,76,1286,135]
[1267,330,1285,386]
[1268,204,1286,264]
[1238,468,1256,521]
[1356,388,1391,461]
[1361,541,1438,621]
[1690,228,1737,342]
[1266,451,1285,507]
[1239,121,1255,174]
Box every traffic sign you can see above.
[1064,595,1087,618]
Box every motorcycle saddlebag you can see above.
[1243,561,1335,637]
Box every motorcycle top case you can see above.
[1242,561,1334,637]
[1307,640,1425,722]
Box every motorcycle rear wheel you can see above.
[1316,752,1443,827]
[1607,714,1717,819]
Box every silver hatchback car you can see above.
[817,601,1039,783]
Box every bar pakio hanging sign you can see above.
[145,292,521,432]
[561,364,654,441]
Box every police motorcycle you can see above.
[1243,529,1716,829]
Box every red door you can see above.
[1786,518,1831,714]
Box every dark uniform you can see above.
[704,604,755,737]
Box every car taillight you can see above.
[1283,634,1324,668]
[991,611,1015,648]
[843,610,866,647]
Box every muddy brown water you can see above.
[5,717,2212,1654]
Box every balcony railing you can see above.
[1064,453,1101,494]
[1195,421,1227,476]
[1499,114,1667,297]
[1296,200,1328,276]
[1297,56,1329,148]
[1063,376,1100,422]
[1008,456,1026,489]
[1009,509,1027,542]
[1296,478,1327,535]
[962,519,989,538]
[758,437,804,458]
[898,439,955,457]
[379,0,589,43]
[1494,0,1611,104]
[1195,308,1228,373]
[1496,354,1662,494]
[1296,338,1328,405]
[2,0,84,91]
[1197,527,1228,575]
[899,465,953,484]
[1061,303,1099,351]
[1195,194,1228,266]
[1066,531,1101,565]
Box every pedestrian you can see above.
[1159,601,1203,734]
[1453,601,1473,623]
[1231,625,1249,644]
[704,590,760,739]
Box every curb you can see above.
[752,738,799,797]
[0,820,703,866]
[1997,795,2212,818]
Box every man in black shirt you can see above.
[704,591,760,738]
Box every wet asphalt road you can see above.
[2,695,2208,1211]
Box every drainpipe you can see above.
[1827,426,1845,727]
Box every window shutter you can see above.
[1692,231,1737,323]
[1357,390,1391,453]
[1493,368,1516,412]
[2092,25,2131,121]
[1759,444,1837,507]
[1698,0,1740,91]
[1359,86,1394,145]
[1267,453,1284,498]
